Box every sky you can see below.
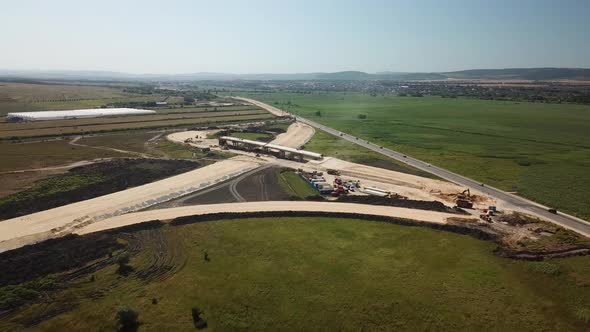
[1,0,589,74]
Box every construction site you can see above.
[0,97,588,257]
[0,97,589,331]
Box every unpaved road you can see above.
[76,201,465,235]
[242,97,590,237]
[271,122,315,148]
[232,97,287,117]
[70,135,150,158]
[0,156,262,252]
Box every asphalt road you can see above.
[289,115,590,237]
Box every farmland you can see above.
[243,92,590,220]
[0,111,272,139]
[0,82,274,139]
[1,217,589,330]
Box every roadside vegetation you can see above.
[304,130,438,178]
[0,217,588,330]
[246,92,590,220]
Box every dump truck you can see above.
[456,199,473,209]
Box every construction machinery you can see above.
[327,169,340,176]
[456,189,473,209]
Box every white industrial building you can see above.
[6,108,156,121]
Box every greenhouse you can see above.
[6,108,156,121]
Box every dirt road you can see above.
[76,201,467,235]
[270,122,315,148]
[0,156,263,252]
[232,97,287,116]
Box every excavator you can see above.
[456,189,473,209]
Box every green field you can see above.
[2,217,589,330]
[244,92,590,219]
[305,130,438,178]
[277,170,318,198]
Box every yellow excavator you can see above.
[456,189,473,209]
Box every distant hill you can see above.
[1,68,589,82]
[443,68,590,81]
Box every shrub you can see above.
[116,305,139,331]
[116,253,133,275]
[575,307,590,323]
[526,262,561,276]
[192,306,208,330]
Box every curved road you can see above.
[244,98,590,237]
[77,201,463,235]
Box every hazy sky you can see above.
[2,0,589,74]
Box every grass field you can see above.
[0,139,125,173]
[277,170,319,198]
[244,92,590,220]
[1,217,589,330]
[305,130,438,178]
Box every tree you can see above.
[357,114,367,119]
[116,306,139,331]
[184,96,195,104]
[315,111,322,117]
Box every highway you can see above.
[242,98,590,237]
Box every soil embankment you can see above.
[0,159,200,221]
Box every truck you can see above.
[456,199,473,209]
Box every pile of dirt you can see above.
[335,195,467,214]
[0,159,200,220]
[497,212,540,226]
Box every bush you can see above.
[576,307,590,323]
[357,114,367,119]
[192,306,208,330]
[116,253,133,275]
[526,262,561,276]
[116,306,139,331]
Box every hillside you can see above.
[2,68,590,81]
[444,68,590,80]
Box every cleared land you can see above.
[242,92,590,220]
[1,217,589,330]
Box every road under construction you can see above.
[0,98,589,252]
